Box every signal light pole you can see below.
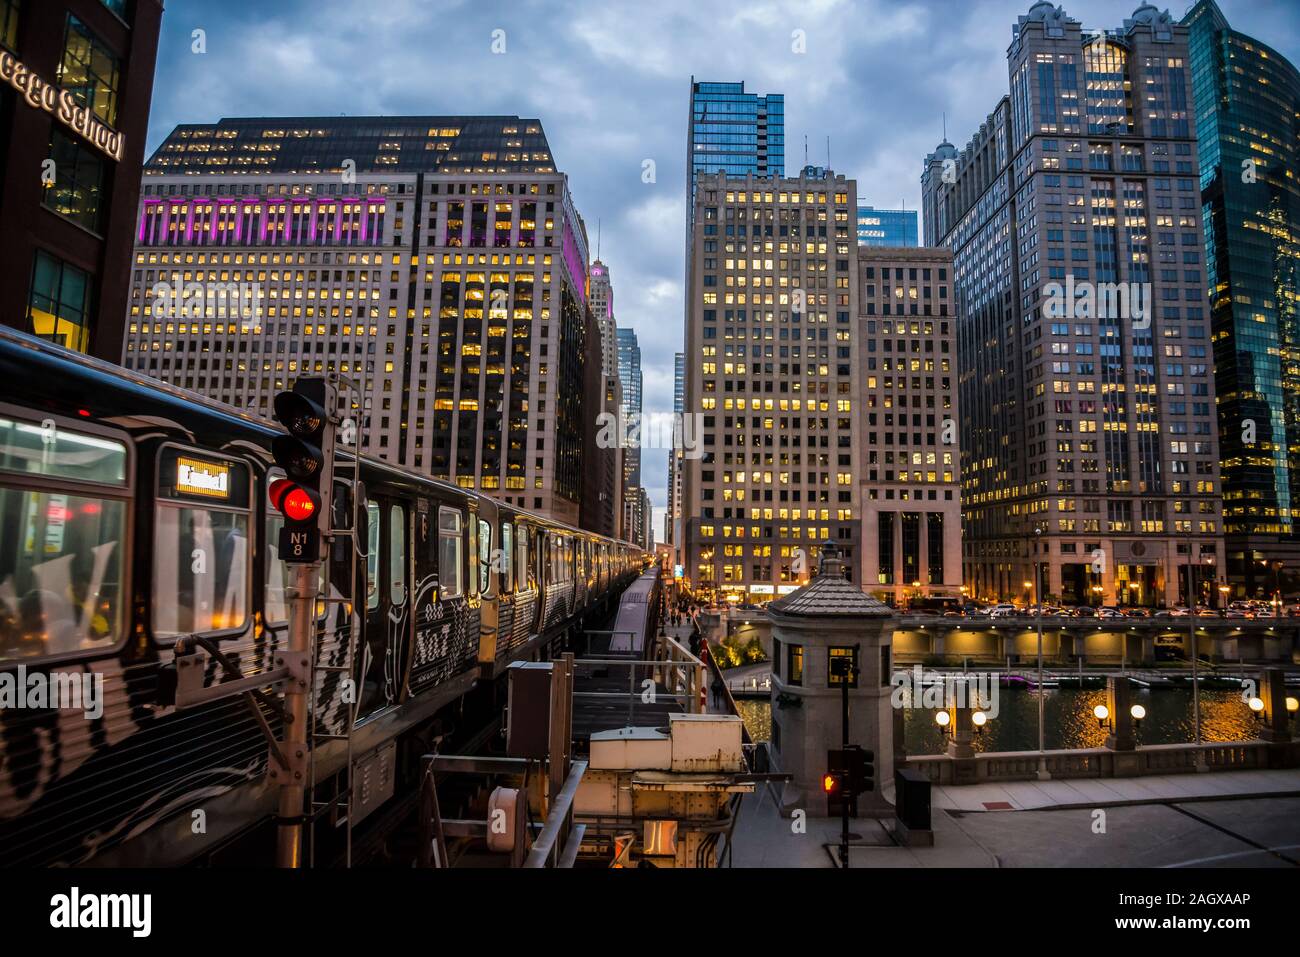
[269,378,336,868]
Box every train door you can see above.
[473,499,498,665]
[358,494,409,718]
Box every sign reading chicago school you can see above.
[0,52,124,162]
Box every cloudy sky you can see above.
[149,0,1300,540]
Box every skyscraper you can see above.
[858,247,962,605]
[617,325,643,489]
[0,0,164,360]
[682,80,785,567]
[1184,0,1300,598]
[667,351,685,560]
[922,3,1223,608]
[856,206,919,246]
[687,79,785,229]
[587,258,623,537]
[683,168,861,602]
[125,115,599,528]
[589,258,617,378]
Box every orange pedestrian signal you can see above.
[823,773,836,793]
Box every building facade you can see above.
[589,257,616,377]
[667,350,685,561]
[682,169,860,603]
[858,246,962,606]
[1184,0,1300,599]
[125,115,598,527]
[0,0,163,360]
[857,206,919,246]
[616,325,643,491]
[922,3,1224,608]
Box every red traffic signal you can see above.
[269,478,321,524]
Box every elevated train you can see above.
[0,329,645,866]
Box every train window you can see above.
[500,523,514,593]
[477,519,492,595]
[0,415,126,486]
[0,488,127,661]
[365,501,380,610]
[0,414,130,661]
[153,447,251,640]
[389,505,407,606]
[438,507,462,599]
[516,524,531,590]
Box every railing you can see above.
[664,636,707,715]
[904,738,1298,784]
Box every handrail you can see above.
[523,759,588,868]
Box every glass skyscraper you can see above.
[687,79,785,228]
[1185,0,1300,597]
[856,206,919,246]
[617,326,643,488]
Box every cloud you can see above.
[150,0,1300,522]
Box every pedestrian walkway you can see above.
[931,767,1300,812]
[727,768,1300,868]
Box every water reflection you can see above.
[735,699,772,743]
[736,686,1259,754]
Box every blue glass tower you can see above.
[687,79,784,228]
[1185,0,1300,596]
[856,206,919,246]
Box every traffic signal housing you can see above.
[271,378,335,563]
[826,746,875,817]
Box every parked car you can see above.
[987,604,1019,619]
[1123,608,1153,619]
[1097,606,1126,620]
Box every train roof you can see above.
[0,328,641,550]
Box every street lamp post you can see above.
[1033,527,1047,779]
[1185,526,1205,771]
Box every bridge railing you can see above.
[903,739,1299,785]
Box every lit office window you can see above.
[0,0,19,50]
[58,16,121,127]
[43,130,105,233]
[28,251,92,354]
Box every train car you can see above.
[0,329,644,866]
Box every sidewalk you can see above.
[727,768,1300,868]
[931,768,1300,812]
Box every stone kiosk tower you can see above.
[767,545,896,815]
